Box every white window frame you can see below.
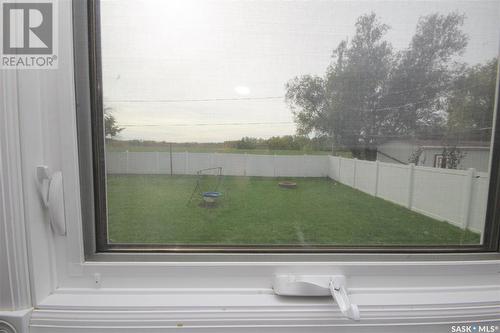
[1,0,500,332]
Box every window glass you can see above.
[99,0,499,247]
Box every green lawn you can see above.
[107,175,479,246]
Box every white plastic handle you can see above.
[36,166,66,235]
[330,279,360,321]
[272,274,361,321]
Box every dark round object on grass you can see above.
[278,181,297,189]
[203,191,221,198]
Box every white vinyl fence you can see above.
[106,152,330,177]
[106,152,488,234]
[329,156,488,234]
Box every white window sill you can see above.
[28,258,500,331]
[30,285,500,331]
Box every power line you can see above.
[107,96,284,103]
[120,121,294,127]
[106,80,489,105]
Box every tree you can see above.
[236,137,258,149]
[439,146,466,169]
[267,135,302,150]
[408,147,424,165]
[286,13,468,160]
[382,13,468,138]
[104,107,124,139]
[446,58,497,141]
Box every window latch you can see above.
[273,274,360,321]
[36,165,66,235]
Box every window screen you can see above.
[88,0,500,251]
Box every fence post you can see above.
[374,160,380,196]
[169,143,173,176]
[185,151,189,175]
[352,158,357,188]
[461,168,475,230]
[338,157,342,181]
[407,163,415,209]
[303,154,307,177]
[156,152,160,174]
[125,150,129,174]
[244,153,248,176]
[273,154,277,177]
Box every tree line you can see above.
[224,135,333,151]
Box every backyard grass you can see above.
[107,175,480,246]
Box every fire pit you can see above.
[278,181,297,189]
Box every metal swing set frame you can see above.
[187,167,224,205]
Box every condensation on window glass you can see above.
[100,0,499,247]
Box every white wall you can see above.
[0,72,32,312]
[377,140,491,172]
[329,156,489,234]
[106,152,331,177]
[420,147,490,172]
[376,140,414,164]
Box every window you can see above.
[78,0,500,253]
[434,155,445,168]
[1,1,499,331]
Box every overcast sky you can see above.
[100,0,500,143]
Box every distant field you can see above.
[105,142,352,157]
[107,175,479,246]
